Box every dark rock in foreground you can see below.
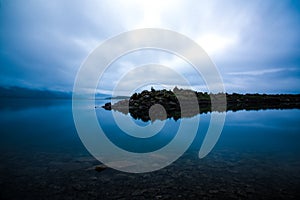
[102,87,300,121]
[94,164,108,172]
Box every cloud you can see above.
[196,34,238,55]
[0,0,300,93]
[227,68,296,76]
[224,68,300,94]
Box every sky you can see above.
[0,0,300,94]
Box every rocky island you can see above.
[102,87,300,121]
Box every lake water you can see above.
[0,99,300,199]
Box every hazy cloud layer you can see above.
[0,0,300,93]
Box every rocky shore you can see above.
[2,150,300,200]
[102,87,300,121]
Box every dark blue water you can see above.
[0,99,300,199]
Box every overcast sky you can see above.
[1,0,300,94]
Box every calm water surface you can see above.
[0,99,299,199]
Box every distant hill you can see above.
[105,96,130,100]
[0,86,113,99]
[0,86,71,99]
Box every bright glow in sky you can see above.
[197,34,237,55]
[0,0,300,94]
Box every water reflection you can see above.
[0,99,300,199]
